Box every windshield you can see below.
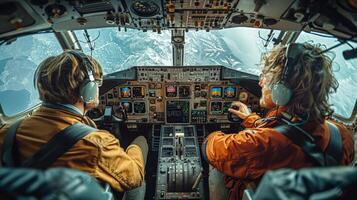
[296,32,357,118]
[75,28,173,74]
[0,32,63,116]
[185,28,276,75]
[76,27,276,75]
[1,28,355,118]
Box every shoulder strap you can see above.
[22,123,97,169]
[274,124,326,166]
[274,122,343,166]
[1,119,24,167]
[325,121,343,165]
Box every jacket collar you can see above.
[42,102,83,116]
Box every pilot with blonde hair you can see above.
[0,50,147,199]
[202,43,355,200]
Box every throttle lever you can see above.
[191,171,203,191]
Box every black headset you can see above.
[67,50,99,104]
[270,43,306,106]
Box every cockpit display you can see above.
[211,102,223,114]
[224,86,236,98]
[97,66,261,124]
[120,87,131,98]
[211,87,222,98]
[223,102,232,114]
[134,102,146,113]
[179,86,190,98]
[166,101,190,123]
[133,86,145,98]
[166,85,177,97]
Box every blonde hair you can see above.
[34,50,103,104]
[262,43,339,123]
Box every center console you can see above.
[155,125,204,199]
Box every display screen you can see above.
[134,102,146,113]
[133,86,145,98]
[211,87,222,98]
[224,86,236,98]
[120,87,131,98]
[166,85,177,97]
[166,101,190,123]
[211,102,223,114]
[179,86,190,98]
[223,102,232,114]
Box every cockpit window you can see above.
[185,27,278,75]
[75,28,172,74]
[75,27,276,76]
[0,32,62,116]
[296,32,357,118]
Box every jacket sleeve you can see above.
[203,129,282,179]
[86,130,145,192]
[241,113,261,128]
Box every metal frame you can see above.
[54,30,81,50]
[171,29,185,66]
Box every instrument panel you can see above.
[93,66,261,124]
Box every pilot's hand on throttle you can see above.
[228,101,251,120]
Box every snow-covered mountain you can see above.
[0,27,356,118]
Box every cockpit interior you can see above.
[0,0,356,199]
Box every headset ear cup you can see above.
[80,81,98,103]
[271,83,292,106]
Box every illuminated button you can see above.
[149,90,156,97]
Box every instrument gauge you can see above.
[131,0,159,17]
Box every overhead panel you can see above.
[26,0,131,31]
[235,0,295,19]
[72,0,115,15]
[123,0,165,32]
[165,0,240,30]
[1,0,356,41]
[0,1,36,34]
[226,0,302,31]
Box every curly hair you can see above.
[34,50,103,104]
[262,43,339,123]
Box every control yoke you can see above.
[227,105,243,123]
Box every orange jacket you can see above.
[0,106,145,192]
[203,108,355,199]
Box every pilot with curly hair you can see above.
[202,43,355,200]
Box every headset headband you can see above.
[67,50,95,81]
[67,50,98,104]
[280,43,306,84]
[270,43,306,106]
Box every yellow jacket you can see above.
[0,106,145,192]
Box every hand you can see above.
[228,101,251,120]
